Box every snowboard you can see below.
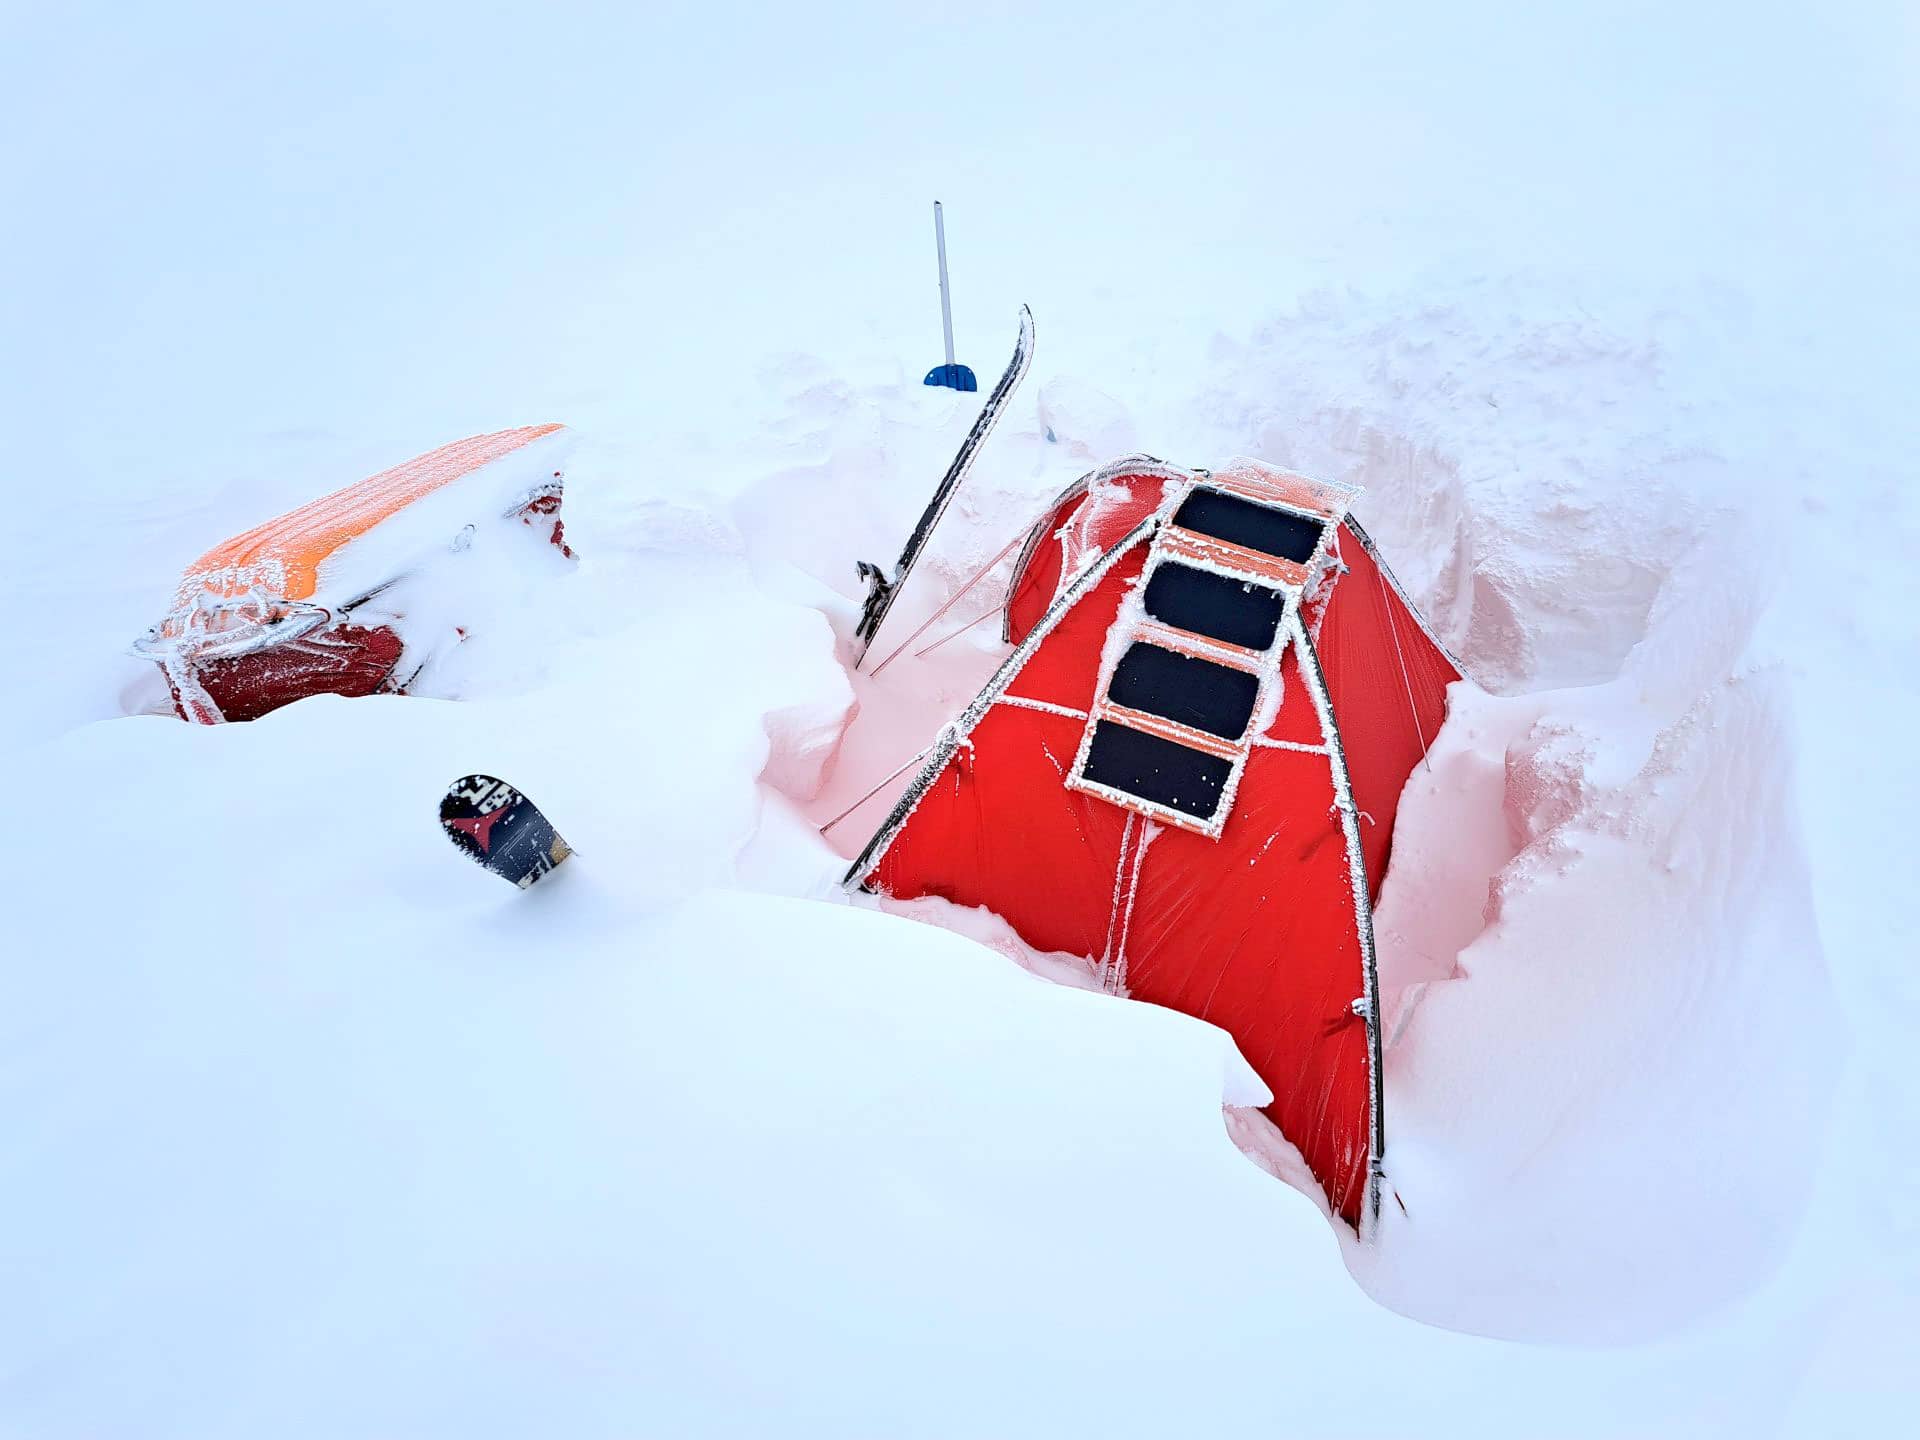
[854,305,1034,665]
[439,774,573,889]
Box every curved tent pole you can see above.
[1289,608,1389,1235]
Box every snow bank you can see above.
[1361,536,1840,1338]
[2,799,1285,1435]
[1194,275,1753,694]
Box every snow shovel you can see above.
[922,201,977,392]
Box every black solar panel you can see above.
[1080,721,1232,821]
[1142,563,1287,651]
[1106,642,1259,740]
[1172,488,1325,563]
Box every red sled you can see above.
[847,456,1461,1231]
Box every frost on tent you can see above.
[848,458,1462,1233]
[133,425,576,723]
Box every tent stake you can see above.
[869,528,1025,677]
[818,742,937,835]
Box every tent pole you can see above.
[1290,610,1390,1239]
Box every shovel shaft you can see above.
[934,201,956,366]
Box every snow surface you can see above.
[4,3,1916,1435]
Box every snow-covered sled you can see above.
[134,424,575,723]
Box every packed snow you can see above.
[4,3,1915,1436]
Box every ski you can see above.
[439,774,573,889]
[854,305,1035,665]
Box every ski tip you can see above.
[439,773,573,889]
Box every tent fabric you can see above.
[851,460,1461,1230]
[1002,458,1187,644]
[1311,523,1460,900]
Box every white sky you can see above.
[2,0,1913,499]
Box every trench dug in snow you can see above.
[758,340,1843,1343]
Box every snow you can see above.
[4,2,1917,1435]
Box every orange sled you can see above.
[135,425,574,723]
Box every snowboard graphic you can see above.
[439,774,573,889]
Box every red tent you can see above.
[846,457,1459,1229]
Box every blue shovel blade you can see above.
[923,363,978,392]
